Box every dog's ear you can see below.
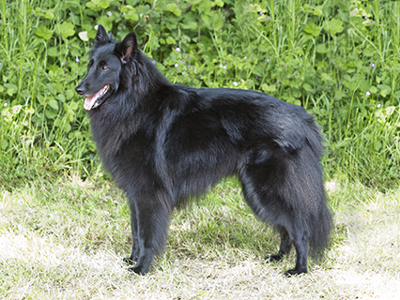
[95,25,109,43]
[114,32,138,64]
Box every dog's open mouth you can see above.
[84,85,110,111]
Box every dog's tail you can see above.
[304,121,333,259]
[308,192,333,259]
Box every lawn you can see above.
[1,178,399,299]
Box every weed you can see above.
[1,0,399,187]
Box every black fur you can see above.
[75,25,333,276]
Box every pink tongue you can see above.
[84,91,101,111]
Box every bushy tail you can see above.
[306,122,333,259]
[308,198,334,259]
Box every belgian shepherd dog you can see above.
[75,25,333,276]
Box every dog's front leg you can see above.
[126,190,173,275]
[123,204,140,265]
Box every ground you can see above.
[1,178,399,299]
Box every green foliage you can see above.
[0,0,399,187]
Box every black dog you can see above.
[75,25,333,276]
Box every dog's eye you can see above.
[102,66,109,70]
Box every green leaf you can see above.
[62,123,72,133]
[303,22,321,37]
[202,13,213,30]
[48,99,59,110]
[68,130,83,139]
[334,91,347,101]
[47,47,58,57]
[70,101,79,111]
[124,7,139,22]
[309,6,323,16]
[211,13,224,31]
[57,94,66,102]
[55,22,75,38]
[261,83,276,93]
[86,0,110,11]
[182,21,198,30]
[324,18,344,35]
[46,84,57,95]
[127,0,140,5]
[1,140,9,151]
[215,0,224,7]
[65,90,74,100]
[378,84,391,91]
[343,80,357,90]
[5,83,18,96]
[321,73,332,82]
[98,16,112,31]
[39,9,54,20]
[378,84,391,97]
[359,80,370,93]
[196,1,214,12]
[370,86,378,94]
[302,83,314,93]
[35,25,53,40]
[363,48,374,57]
[166,3,181,16]
[316,44,329,54]
[166,36,175,44]
[45,109,57,119]
[54,118,62,127]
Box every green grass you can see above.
[0,0,95,182]
[1,177,400,299]
[1,0,400,187]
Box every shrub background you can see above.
[1,0,399,187]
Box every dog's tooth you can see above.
[101,85,108,95]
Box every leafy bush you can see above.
[0,0,399,187]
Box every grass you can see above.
[1,177,400,299]
[1,0,400,187]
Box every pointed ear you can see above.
[95,25,109,43]
[114,32,138,64]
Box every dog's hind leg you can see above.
[265,226,292,263]
[126,190,173,275]
[238,155,311,276]
[266,227,308,276]
[283,229,308,276]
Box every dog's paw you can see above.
[283,268,307,277]
[128,265,148,276]
[265,254,284,263]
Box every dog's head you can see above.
[75,25,138,111]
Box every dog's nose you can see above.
[75,85,85,95]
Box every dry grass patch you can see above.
[1,179,400,299]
